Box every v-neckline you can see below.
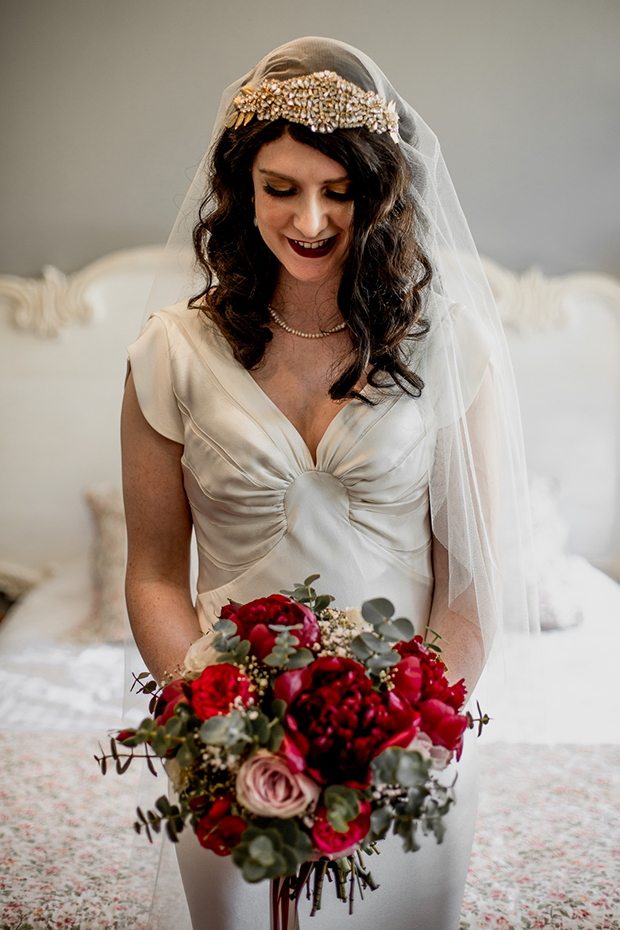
[202,316,374,468]
[245,370,366,467]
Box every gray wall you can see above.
[1,0,619,278]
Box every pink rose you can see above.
[236,749,320,818]
[312,800,371,858]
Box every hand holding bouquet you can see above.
[97,577,488,917]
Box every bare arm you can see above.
[427,367,499,698]
[121,370,202,684]
[428,535,485,697]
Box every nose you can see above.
[293,192,328,240]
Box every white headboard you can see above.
[1,250,619,583]
[0,247,177,574]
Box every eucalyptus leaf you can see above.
[248,835,276,867]
[303,574,321,585]
[285,648,314,669]
[392,617,415,640]
[313,594,334,612]
[234,640,251,659]
[267,722,284,752]
[214,618,238,636]
[376,621,405,641]
[350,636,373,660]
[242,860,267,882]
[369,805,392,839]
[251,713,270,744]
[367,653,399,671]
[361,597,394,624]
[165,716,183,738]
[271,699,287,719]
[199,715,229,744]
[176,742,195,768]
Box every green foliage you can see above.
[231,819,313,882]
[134,795,186,844]
[351,597,416,677]
[280,574,335,614]
[323,785,360,833]
[371,747,431,787]
[210,616,251,666]
[368,746,454,853]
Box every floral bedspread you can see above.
[1,735,618,930]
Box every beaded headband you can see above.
[225,70,400,143]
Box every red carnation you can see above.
[196,796,246,856]
[190,663,255,721]
[396,636,467,711]
[220,594,320,662]
[312,799,371,858]
[277,656,419,785]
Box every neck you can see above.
[272,272,342,331]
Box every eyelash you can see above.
[262,183,352,202]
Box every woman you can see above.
[122,37,535,930]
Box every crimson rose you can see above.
[190,663,255,721]
[396,635,467,711]
[195,797,247,856]
[312,799,371,858]
[154,679,192,726]
[418,698,468,758]
[275,657,419,785]
[220,594,320,662]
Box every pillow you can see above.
[73,486,128,643]
[529,473,584,631]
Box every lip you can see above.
[287,236,337,259]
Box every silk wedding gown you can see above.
[128,302,478,930]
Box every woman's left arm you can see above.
[427,365,500,698]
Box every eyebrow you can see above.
[258,169,350,184]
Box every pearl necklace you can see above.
[269,306,347,339]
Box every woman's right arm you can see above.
[121,370,202,684]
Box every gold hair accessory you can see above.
[226,71,399,143]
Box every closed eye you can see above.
[263,183,295,198]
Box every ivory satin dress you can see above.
[128,302,478,930]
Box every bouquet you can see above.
[96,576,488,921]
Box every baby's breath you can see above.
[314,608,372,659]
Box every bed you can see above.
[0,249,619,929]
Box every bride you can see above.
[121,37,535,930]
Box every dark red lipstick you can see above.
[287,236,336,258]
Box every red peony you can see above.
[396,636,467,711]
[195,796,247,856]
[154,679,192,726]
[418,698,468,758]
[190,663,255,721]
[312,800,371,858]
[276,657,419,785]
[220,594,320,662]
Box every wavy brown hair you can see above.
[191,119,432,401]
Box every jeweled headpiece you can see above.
[225,70,400,143]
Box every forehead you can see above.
[252,132,348,182]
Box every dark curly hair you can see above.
[191,118,432,401]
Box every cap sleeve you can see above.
[127,313,185,443]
